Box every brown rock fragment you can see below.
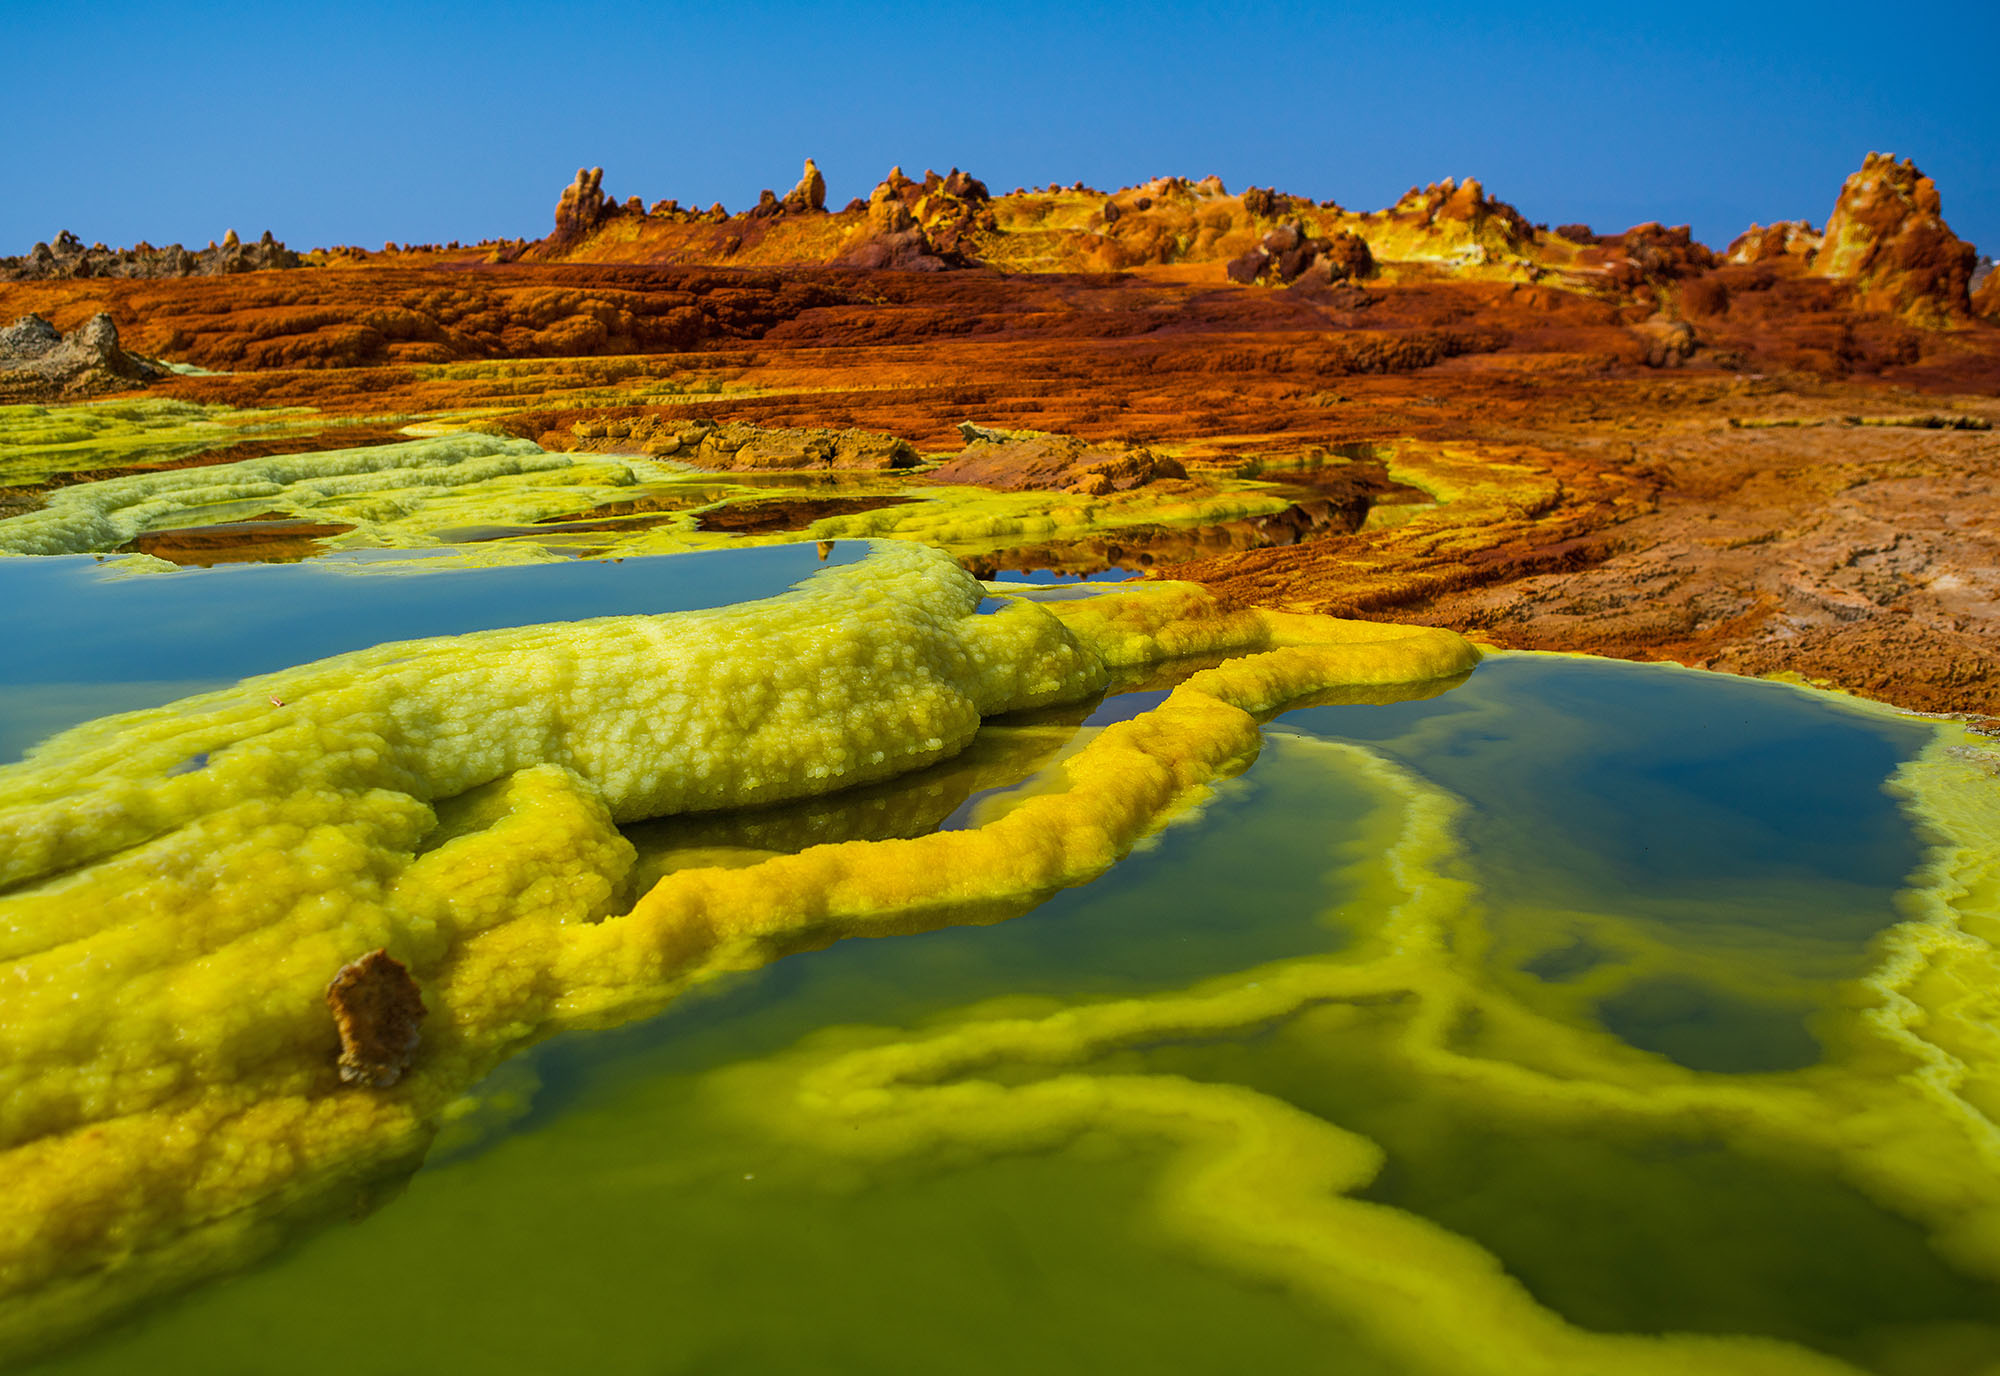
[1225,247,1269,284]
[1262,223,1302,254]
[1319,230,1374,282]
[1634,315,1698,368]
[326,949,426,1088]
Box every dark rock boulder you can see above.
[1230,228,1373,286]
[1226,247,1270,284]
[0,312,166,401]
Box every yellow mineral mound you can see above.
[1354,176,1539,271]
[0,540,1476,1359]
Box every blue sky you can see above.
[4,0,1994,257]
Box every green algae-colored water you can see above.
[6,554,1996,1376]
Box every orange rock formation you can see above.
[1812,152,1978,322]
[3,153,1995,716]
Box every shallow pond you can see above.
[0,542,865,761]
[5,548,1997,1376]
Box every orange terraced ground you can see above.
[6,154,1998,716]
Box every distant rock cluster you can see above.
[836,166,994,271]
[0,312,164,401]
[537,158,997,272]
[0,228,299,281]
[567,415,920,471]
[748,159,828,219]
[547,159,836,250]
[516,153,1989,330]
[1227,222,1374,286]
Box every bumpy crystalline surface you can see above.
[0,539,1476,1357]
[0,410,1305,569]
[0,431,654,556]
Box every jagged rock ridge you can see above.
[0,229,300,282]
[517,153,1985,331]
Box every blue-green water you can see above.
[1280,655,1933,1073]
[0,542,866,760]
[5,561,1994,1376]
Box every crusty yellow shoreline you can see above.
[0,541,1476,1358]
[706,714,2000,1376]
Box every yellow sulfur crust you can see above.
[0,419,1300,569]
[0,540,1476,1358]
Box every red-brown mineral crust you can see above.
[928,430,1188,494]
[4,153,1996,717]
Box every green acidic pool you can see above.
[11,600,1995,1376]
